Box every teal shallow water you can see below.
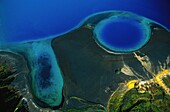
[0,39,64,108]
[28,40,63,107]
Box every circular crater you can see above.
[93,14,151,53]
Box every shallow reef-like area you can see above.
[0,11,170,112]
[0,39,64,111]
[23,40,64,108]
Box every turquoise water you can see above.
[93,12,151,53]
[0,39,64,107]
[0,0,170,43]
[28,40,63,107]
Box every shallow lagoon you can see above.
[0,38,64,110]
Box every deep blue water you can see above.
[0,0,170,43]
[100,20,144,49]
[93,11,151,53]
